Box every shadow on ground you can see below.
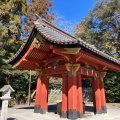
[7,118,17,120]
[15,104,94,113]
[85,105,94,113]
[16,104,57,112]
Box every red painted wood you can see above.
[94,78,102,112]
[40,75,49,110]
[33,48,48,54]
[92,78,96,112]
[77,73,83,113]
[79,50,120,71]
[35,77,42,106]
[42,66,102,77]
[68,71,77,111]
[100,80,106,107]
[61,74,68,113]
[25,57,43,64]
[42,65,67,75]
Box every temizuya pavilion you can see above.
[8,18,120,119]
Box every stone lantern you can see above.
[0,85,14,120]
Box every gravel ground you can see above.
[0,103,120,120]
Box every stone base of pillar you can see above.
[78,112,83,118]
[102,106,107,113]
[61,111,67,118]
[34,105,40,113]
[96,109,102,114]
[40,108,47,114]
[68,109,78,119]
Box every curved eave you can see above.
[7,27,37,65]
[34,21,120,68]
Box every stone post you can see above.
[0,85,14,120]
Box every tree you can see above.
[0,0,54,105]
[74,21,87,37]
[104,71,120,102]
[74,0,120,102]
[0,0,28,85]
[0,0,27,42]
[24,0,54,35]
[75,0,120,59]
[53,12,77,35]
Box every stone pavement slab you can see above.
[0,103,120,120]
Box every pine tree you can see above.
[75,0,120,59]
[104,71,120,102]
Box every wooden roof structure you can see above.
[8,18,120,72]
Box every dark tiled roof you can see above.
[8,17,120,67]
[34,18,120,66]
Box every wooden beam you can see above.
[80,67,101,78]
[42,65,102,77]
[43,56,65,63]
[42,66,67,75]
[53,51,71,62]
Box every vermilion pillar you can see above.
[92,78,96,113]
[100,73,107,113]
[40,75,49,114]
[34,77,42,113]
[67,67,78,119]
[61,74,68,118]
[77,73,83,118]
[93,77,102,114]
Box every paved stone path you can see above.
[0,103,120,120]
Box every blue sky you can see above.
[52,0,99,22]
[51,0,99,34]
[27,0,99,34]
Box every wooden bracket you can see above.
[65,63,80,76]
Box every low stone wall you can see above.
[82,87,93,102]
[48,89,62,104]
[48,87,93,104]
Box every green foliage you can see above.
[49,77,62,89]
[0,0,27,88]
[0,0,27,42]
[0,0,54,105]
[24,0,54,34]
[49,81,62,90]
[104,71,120,102]
[75,0,120,58]
[82,79,92,88]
